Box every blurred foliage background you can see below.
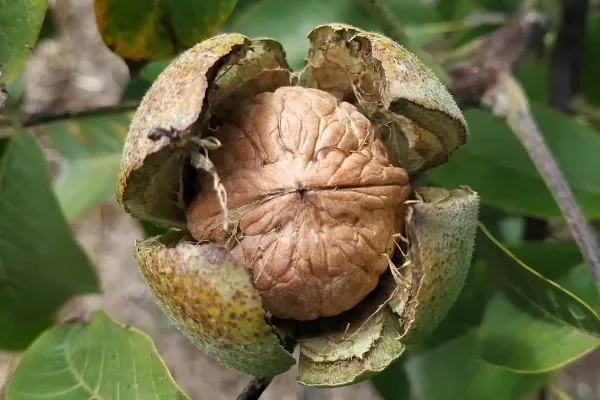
[2,0,600,399]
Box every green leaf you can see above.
[94,0,237,61]
[40,112,132,221]
[38,9,57,40]
[558,264,600,310]
[387,1,441,48]
[139,219,169,238]
[448,24,497,49]
[480,291,600,373]
[404,331,549,400]
[0,0,47,84]
[581,13,600,106]
[122,61,170,102]
[478,223,600,336]
[508,242,582,279]
[387,0,438,24]
[436,0,475,21]
[479,249,600,373]
[429,105,600,218]
[228,0,373,70]
[6,310,190,400]
[0,132,99,350]
[227,0,437,70]
[476,0,523,13]
[514,55,549,104]
[5,71,24,106]
[371,358,411,400]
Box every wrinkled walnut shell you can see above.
[187,86,412,320]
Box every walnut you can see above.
[187,87,412,320]
[119,25,479,386]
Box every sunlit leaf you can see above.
[94,0,237,61]
[480,291,599,372]
[6,310,189,400]
[478,223,600,336]
[0,132,99,350]
[430,105,600,218]
[0,0,47,84]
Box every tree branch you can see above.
[236,376,273,400]
[448,8,600,289]
[483,75,600,289]
[22,102,139,128]
[449,9,546,107]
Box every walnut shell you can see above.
[187,86,412,320]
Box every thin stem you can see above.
[548,382,573,400]
[570,97,600,125]
[439,37,485,65]
[236,376,273,400]
[484,76,600,290]
[360,0,449,82]
[23,102,139,128]
[361,0,410,44]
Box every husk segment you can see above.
[117,34,292,227]
[134,232,295,377]
[296,186,478,386]
[398,186,479,343]
[297,311,405,387]
[305,24,468,173]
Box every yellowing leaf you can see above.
[95,0,237,61]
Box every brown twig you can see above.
[449,8,600,290]
[526,0,590,255]
[236,376,273,400]
[449,9,546,106]
[483,76,600,289]
[22,102,139,128]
